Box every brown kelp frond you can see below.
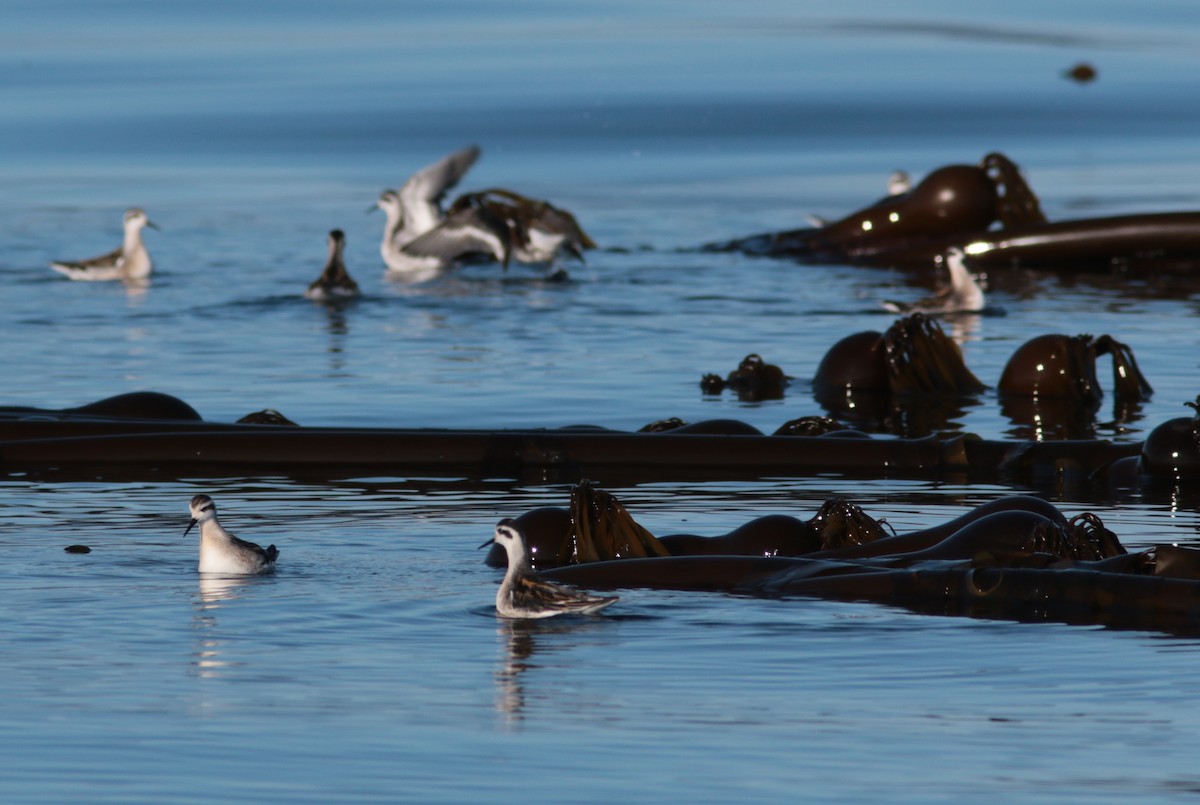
[883,314,986,396]
[1188,396,1200,456]
[806,498,891,551]
[703,353,788,401]
[982,151,1047,227]
[559,479,673,564]
[1028,512,1127,561]
[1093,334,1154,402]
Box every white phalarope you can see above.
[50,208,158,281]
[185,494,279,575]
[479,519,618,619]
[372,145,505,279]
[881,246,985,315]
[305,229,360,300]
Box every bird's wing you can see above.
[52,243,124,271]
[231,533,276,562]
[398,145,482,234]
[516,575,618,614]
[403,206,507,264]
[532,203,596,249]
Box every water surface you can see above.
[4,2,1200,802]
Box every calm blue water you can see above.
[5,2,1200,802]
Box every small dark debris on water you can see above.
[64,545,91,554]
[701,353,789,401]
[1064,62,1097,83]
[699,373,726,395]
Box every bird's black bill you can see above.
[183,518,197,538]
[477,537,495,550]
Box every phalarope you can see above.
[397,196,510,274]
[887,170,912,196]
[305,229,360,300]
[447,189,595,266]
[185,494,279,575]
[373,145,501,278]
[882,247,985,315]
[50,208,158,281]
[480,519,618,618]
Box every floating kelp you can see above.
[708,151,1200,272]
[806,497,893,551]
[487,487,895,569]
[558,479,672,564]
[884,314,986,397]
[490,486,1117,569]
[531,491,1200,634]
[0,391,203,422]
[999,333,1153,440]
[813,314,984,435]
[638,417,688,433]
[700,353,788,401]
[1064,62,1098,83]
[1103,396,1200,485]
[772,416,849,436]
[707,157,1004,264]
[23,391,1200,495]
[236,409,299,426]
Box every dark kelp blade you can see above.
[562,479,671,564]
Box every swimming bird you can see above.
[305,229,360,300]
[395,196,510,275]
[479,519,618,618]
[446,189,596,266]
[50,208,158,281]
[372,145,504,278]
[881,247,985,315]
[184,494,279,575]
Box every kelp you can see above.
[810,314,984,436]
[772,416,848,436]
[536,496,1200,634]
[700,353,789,401]
[982,151,1046,227]
[558,479,673,564]
[805,497,892,551]
[707,150,1200,274]
[998,333,1153,439]
[883,313,986,397]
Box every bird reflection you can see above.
[940,311,982,346]
[493,617,609,728]
[123,279,150,304]
[190,575,251,678]
[494,619,537,725]
[197,573,251,608]
[316,301,352,370]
